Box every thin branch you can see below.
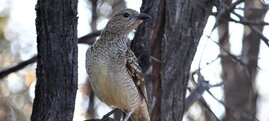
[188,70,259,121]
[199,96,221,121]
[78,30,102,45]
[213,0,269,46]
[186,71,222,121]
[84,108,120,121]
[206,35,246,66]
[84,118,116,121]
[230,9,269,46]
[206,88,260,121]
[247,23,269,46]
[185,71,223,111]
[229,0,245,10]
[234,7,269,11]
[211,0,245,32]
[206,33,263,71]
[0,55,37,79]
[229,17,269,26]
[0,31,102,79]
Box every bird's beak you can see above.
[136,13,152,20]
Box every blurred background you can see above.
[0,0,268,121]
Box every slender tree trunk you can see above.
[216,0,232,121]
[217,0,233,119]
[31,0,78,121]
[222,0,266,121]
[132,0,212,120]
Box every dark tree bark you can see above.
[31,0,78,121]
[132,0,212,121]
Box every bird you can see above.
[85,9,151,121]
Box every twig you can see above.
[213,0,269,46]
[199,96,221,121]
[185,71,223,111]
[84,108,120,121]
[84,117,116,121]
[187,70,258,121]
[206,34,263,71]
[211,0,245,32]
[234,7,269,11]
[0,31,102,79]
[228,17,269,26]
[206,87,259,121]
[78,30,102,45]
[205,35,246,65]
[102,108,120,119]
[0,55,37,79]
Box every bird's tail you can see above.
[130,99,150,121]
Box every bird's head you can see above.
[103,9,151,36]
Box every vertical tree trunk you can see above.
[222,0,266,121]
[132,0,212,120]
[31,0,78,121]
[216,1,232,121]
[217,0,233,119]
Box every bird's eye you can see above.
[123,13,129,18]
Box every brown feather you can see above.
[125,49,148,102]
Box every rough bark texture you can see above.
[132,0,212,121]
[31,0,78,121]
[221,0,266,121]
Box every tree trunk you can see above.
[221,0,266,121]
[31,0,78,121]
[216,0,232,121]
[132,0,212,120]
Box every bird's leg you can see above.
[123,111,133,121]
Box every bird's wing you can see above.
[126,49,148,102]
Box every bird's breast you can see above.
[88,59,141,111]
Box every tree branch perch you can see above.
[0,30,102,79]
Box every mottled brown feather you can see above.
[125,49,148,102]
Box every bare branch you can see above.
[229,17,269,26]
[0,55,37,79]
[199,96,221,121]
[185,74,208,111]
[206,35,264,71]
[188,68,259,121]
[78,30,102,45]
[235,7,269,11]
[0,31,102,79]
[84,108,120,121]
[84,118,116,121]
[206,35,246,65]
[211,0,245,32]
[213,0,269,46]
[185,71,223,111]
[206,88,259,121]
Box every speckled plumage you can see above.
[86,9,150,121]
